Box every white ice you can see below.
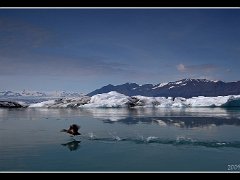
[28,91,240,108]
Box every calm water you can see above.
[1,107,240,172]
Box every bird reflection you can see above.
[61,140,81,151]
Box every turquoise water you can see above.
[1,108,240,171]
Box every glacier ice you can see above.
[29,96,90,108]
[0,101,27,108]
[25,91,240,108]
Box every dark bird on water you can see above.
[61,124,81,136]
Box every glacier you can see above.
[0,101,27,108]
[29,96,90,108]
[26,91,240,108]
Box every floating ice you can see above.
[27,91,240,108]
[0,101,27,108]
[29,96,90,108]
[154,120,167,126]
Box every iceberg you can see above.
[83,91,132,108]
[25,91,240,108]
[0,101,27,108]
[185,95,240,107]
[29,96,90,108]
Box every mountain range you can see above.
[87,78,240,98]
[0,90,83,98]
[1,79,240,99]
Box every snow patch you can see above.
[152,83,168,89]
[175,81,182,85]
[158,82,168,88]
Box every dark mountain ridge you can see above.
[88,78,240,98]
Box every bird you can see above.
[61,124,81,136]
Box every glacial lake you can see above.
[1,107,240,172]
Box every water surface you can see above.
[1,108,240,171]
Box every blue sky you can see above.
[0,9,240,93]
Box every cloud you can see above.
[0,54,144,79]
[0,17,155,80]
[226,68,231,72]
[177,64,186,72]
[0,16,156,80]
[177,63,218,73]
[0,17,54,57]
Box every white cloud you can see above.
[177,64,186,72]
[177,63,218,73]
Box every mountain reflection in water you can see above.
[78,107,240,128]
[1,107,240,171]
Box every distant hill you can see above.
[0,90,83,98]
[87,78,240,98]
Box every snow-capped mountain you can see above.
[45,91,84,97]
[0,91,22,97]
[87,78,240,98]
[0,90,83,98]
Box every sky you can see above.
[0,8,240,93]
